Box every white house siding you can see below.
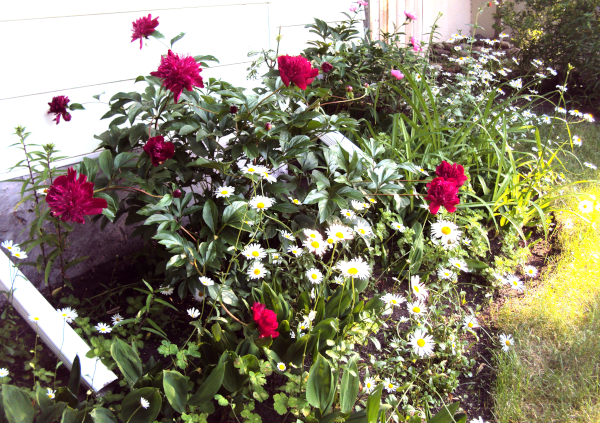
[0,0,363,175]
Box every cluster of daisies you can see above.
[429,220,471,276]
[1,240,28,260]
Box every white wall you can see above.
[0,0,363,175]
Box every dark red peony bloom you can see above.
[321,62,333,73]
[229,105,239,114]
[48,95,71,125]
[277,55,319,90]
[252,302,279,338]
[435,161,468,187]
[131,14,159,49]
[424,177,460,215]
[150,50,204,103]
[45,168,107,224]
[143,136,175,167]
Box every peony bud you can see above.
[173,189,182,198]
[346,85,353,92]
[265,122,272,130]
[229,105,239,114]
[321,62,333,73]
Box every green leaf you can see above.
[67,354,81,395]
[170,32,186,47]
[98,150,114,178]
[163,370,189,413]
[90,408,118,423]
[36,385,54,413]
[271,203,299,214]
[428,402,461,423]
[340,359,360,413]
[188,361,226,406]
[119,387,161,423]
[38,403,67,423]
[203,199,218,234]
[464,259,489,270]
[110,338,143,387]
[2,385,35,423]
[366,384,382,423]
[150,30,165,40]
[306,353,335,412]
[69,103,85,110]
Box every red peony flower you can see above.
[47,95,71,125]
[143,136,175,167]
[229,105,239,114]
[45,168,107,224]
[424,177,460,215]
[131,14,159,49]
[277,55,319,90]
[321,62,333,73]
[252,302,279,338]
[435,161,468,187]
[150,50,204,103]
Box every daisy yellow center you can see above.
[414,286,420,293]
[345,213,352,216]
[248,168,255,172]
[513,281,518,286]
[100,328,106,332]
[468,322,474,328]
[388,384,394,389]
[413,306,421,313]
[417,339,426,347]
[391,299,397,305]
[327,238,334,244]
[455,263,461,268]
[348,267,358,275]
[221,190,228,195]
[293,199,299,204]
[441,226,451,235]
[33,317,39,321]
[254,269,261,275]
[528,270,533,274]
[311,241,320,248]
[366,382,372,388]
[396,225,401,229]
[445,272,450,276]
[7,246,11,250]
[359,229,365,234]
[505,340,511,346]
[309,234,316,239]
[293,250,298,254]
[336,232,344,239]
[311,274,318,280]
[15,253,21,258]
[257,202,265,209]
[279,365,284,370]
[252,251,259,257]
[274,255,279,259]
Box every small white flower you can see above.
[249,195,275,211]
[288,197,302,205]
[418,167,429,176]
[111,313,124,325]
[280,230,295,241]
[351,200,365,211]
[96,323,112,333]
[354,222,373,237]
[523,266,538,278]
[448,258,468,272]
[499,333,513,351]
[287,245,303,257]
[337,257,371,279]
[407,300,427,316]
[578,200,594,214]
[248,262,267,279]
[409,329,435,357]
[261,170,277,184]
[1,240,16,251]
[290,331,296,339]
[383,378,397,393]
[381,293,406,307]
[11,248,27,260]
[431,221,461,242]
[410,275,429,300]
[0,368,9,378]
[304,237,327,256]
[57,307,78,323]
[470,417,487,423]
[215,186,235,198]
[159,285,174,295]
[572,135,582,147]
[28,315,41,323]
[46,388,56,400]
[340,209,356,220]
[583,162,597,170]
[140,397,150,409]
[437,268,456,280]
[307,310,317,321]
[306,268,323,284]
[193,289,206,303]
[303,229,322,241]
[326,224,354,242]
[463,315,479,330]
[187,308,200,319]
[364,377,376,393]
[199,276,215,286]
[298,319,311,332]
[505,275,523,292]
[242,165,267,175]
[242,243,267,260]
[277,362,286,372]
[391,222,407,232]
[37,188,49,196]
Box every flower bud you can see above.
[265,122,272,130]
[321,62,333,73]
[229,105,239,114]
[173,189,182,198]
[346,85,353,92]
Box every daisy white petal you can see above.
[407,300,427,316]
[95,323,112,333]
[437,268,456,280]
[340,209,356,220]
[303,238,327,256]
[242,243,267,260]
[248,262,267,279]
[187,308,200,318]
[578,200,593,214]
[383,378,397,393]
[431,221,462,242]
[111,313,124,325]
[215,186,235,198]
[46,388,56,399]
[159,285,174,295]
[303,229,323,241]
[199,276,215,286]
[523,266,538,278]
[463,315,479,330]
[140,397,150,409]
[499,333,513,351]
[354,222,373,237]
[448,258,468,272]
[0,368,9,378]
[409,329,435,357]
[280,230,295,241]
[287,245,303,257]
[306,268,324,284]
[277,362,286,372]
[337,257,371,279]
[249,196,275,211]
[326,224,354,242]
[410,275,429,300]
[193,289,206,303]
[364,377,376,393]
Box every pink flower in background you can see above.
[404,11,417,20]
[349,5,358,12]
[411,36,423,52]
[143,136,175,167]
[436,161,468,187]
[424,177,460,214]
[358,0,368,6]
[46,168,107,224]
[151,50,204,103]
[47,96,71,124]
[252,302,279,338]
[391,69,404,80]
[131,14,159,49]
[277,55,319,90]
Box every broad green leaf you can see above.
[67,354,81,395]
[90,408,118,423]
[203,199,218,234]
[2,385,34,423]
[119,387,161,423]
[428,402,461,423]
[163,370,189,413]
[110,338,142,387]
[340,359,360,413]
[188,361,225,406]
[306,353,334,412]
[366,384,382,423]
[98,150,114,178]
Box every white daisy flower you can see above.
[448,258,468,272]
[340,209,356,220]
[280,230,295,241]
[111,313,124,325]
[249,196,275,211]
[271,253,282,264]
[242,165,267,175]
[287,245,303,257]
[1,240,16,251]
[337,257,371,279]
[290,331,296,339]
[277,362,286,372]
[499,333,513,351]
[46,388,56,400]
[410,275,429,300]
[298,319,310,332]
[306,268,324,284]
[506,275,524,292]
[11,248,27,260]
[437,268,456,280]
[409,329,435,357]
[95,323,112,333]
[303,229,322,241]
[431,221,462,242]
[572,135,582,147]
[578,200,594,214]
[288,197,302,205]
[326,224,354,242]
[383,378,397,393]
[242,243,267,260]
[364,377,376,393]
[187,308,200,319]
[215,186,235,198]
[261,170,277,184]
[57,307,78,323]
[583,162,597,170]
[418,167,429,176]
[193,289,206,303]
[140,397,150,409]
[307,310,317,321]
[407,300,427,316]
[37,188,49,196]
[244,220,255,227]
[159,285,174,295]
[462,238,471,245]
[333,275,345,285]
[351,200,365,211]
[367,198,377,204]
[304,237,327,256]
[463,315,479,330]
[391,222,407,232]
[470,417,486,423]
[28,315,41,323]
[354,222,373,237]
[248,262,267,279]
[0,368,8,378]
[199,276,215,286]
[381,293,406,307]
[523,266,538,278]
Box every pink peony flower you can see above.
[435,161,468,187]
[424,177,460,214]
[349,5,358,12]
[358,0,368,6]
[143,136,175,167]
[131,14,159,50]
[47,96,71,125]
[321,62,333,73]
[404,10,417,20]
[277,55,319,90]
[46,168,107,224]
[252,303,279,338]
[411,36,422,52]
[150,50,204,103]
[391,69,405,80]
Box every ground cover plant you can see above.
[0,2,598,423]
